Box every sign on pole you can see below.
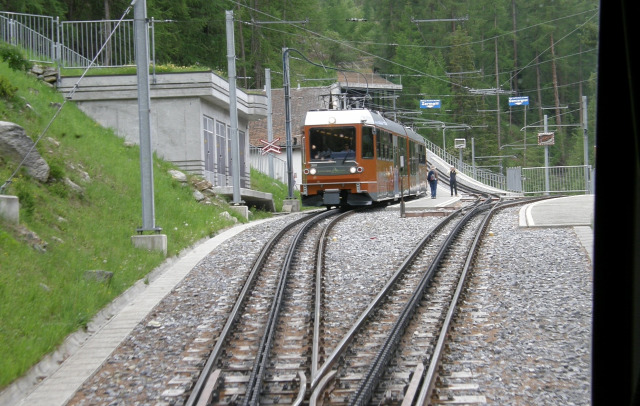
[538,132,555,145]
[509,96,529,106]
[420,99,441,109]
[260,137,281,155]
[454,138,466,148]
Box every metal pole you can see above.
[226,10,242,204]
[523,107,527,166]
[582,96,590,193]
[442,126,446,151]
[134,0,158,232]
[544,115,550,195]
[282,48,294,199]
[266,68,274,178]
[472,137,476,178]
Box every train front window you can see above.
[309,127,356,162]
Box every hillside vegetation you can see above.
[0,59,288,389]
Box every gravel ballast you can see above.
[19,205,593,405]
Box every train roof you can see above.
[304,109,425,144]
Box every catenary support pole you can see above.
[266,68,274,178]
[226,10,242,204]
[134,0,158,232]
[282,48,294,199]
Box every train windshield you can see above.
[309,127,356,162]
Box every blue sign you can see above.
[509,96,529,106]
[420,99,441,109]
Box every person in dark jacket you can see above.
[449,166,458,196]
[428,166,438,198]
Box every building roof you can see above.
[338,71,402,91]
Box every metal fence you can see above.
[507,165,594,195]
[423,137,508,190]
[0,12,56,63]
[1,11,148,68]
[250,146,289,186]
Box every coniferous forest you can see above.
[1,0,599,169]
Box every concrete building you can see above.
[58,71,268,190]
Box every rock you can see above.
[0,121,50,182]
[84,270,114,283]
[168,169,187,183]
[192,190,205,201]
[64,177,84,194]
[192,179,213,191]
[219,211,238,223]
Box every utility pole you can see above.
[131,0,166,255]
[226,10,242,205]
[134,0,157,233]
[282,47,294,199]
[280,48,301,212]
[582,96,590,193]
[544,115,550,195]
[266,68,274,178]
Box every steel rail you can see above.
[312,210,357,378]
[412,195,553,406]
[243,208,340,405]
[184,210,330,406]
[347,195,495,405]
[305,199,481,404]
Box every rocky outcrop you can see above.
[0,121,50,182]
[30,64,59,86]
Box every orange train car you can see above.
[301,109,429,208]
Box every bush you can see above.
[0,43,32,72]
[0,75,17,99]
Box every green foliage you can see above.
[0,62,291,389]
[0,74,17,99]
[0,43,32,72]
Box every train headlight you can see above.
[309,168,317,175]
[349,166,357,174]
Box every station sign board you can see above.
[508,96,529,106]
[420,99,441,109]
[537,132,555,146]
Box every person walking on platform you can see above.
[449,166,458,196]
[428,166,438,198]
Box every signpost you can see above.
[537,132,555,146]
[508,96,529,106]
[420,99,441,109]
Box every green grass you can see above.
[0,59,299,389]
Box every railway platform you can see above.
[1,191,594,406]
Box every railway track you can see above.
[182,194,554,406]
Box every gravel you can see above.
[60,205,593,405]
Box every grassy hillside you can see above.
[0,60,291,389]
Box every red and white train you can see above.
[300,109,429,208]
